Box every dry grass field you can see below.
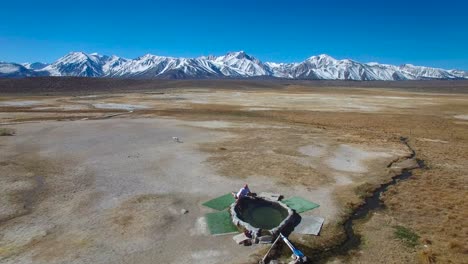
[0,79,467,264]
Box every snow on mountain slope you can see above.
[364,63,406,80]
[43,52,110,77]
[265,62,298,78]
[287,55,466,80]
[449,69,468,79]
[105,54,222,78]
[292,55,400,80]
[0,63,22,74]
[8,51,468,80]
[106,54,169,77]
[22,62,49,70]
[0,62,46,77]
[211,51,272,76]
[398,64,457,79]
[102,55,129,75]
[151,57,222,79]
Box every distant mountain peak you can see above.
[307,54,336,61]
[318,54,333,58]
[139,53,157,58]
[224,50,258,61]
[227,50,245,55]
[66,51,88,57]
[308,54,331,59]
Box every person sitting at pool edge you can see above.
[232,184,251,199]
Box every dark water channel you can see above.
[312,137,425,263]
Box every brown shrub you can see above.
[0,127,15,136]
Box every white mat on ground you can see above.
[295,216,325,235]
[233,233,250,244]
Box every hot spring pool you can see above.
[235,198,290,230]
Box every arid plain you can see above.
[0,80,467,264]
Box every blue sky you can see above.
[1,0,467,69]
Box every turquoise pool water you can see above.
[236,198,289,230]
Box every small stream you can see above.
[312,137,424,263]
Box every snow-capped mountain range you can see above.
[1,51,467,80]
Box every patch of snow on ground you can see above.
[246,107,275,111]
[298,144,327,157]
[183,121,235,129]
[416,138,449,144]
[326,144,392,173]
[454,115,468,120]
[33,105,87,110]
[191,250,229,263]
[334,174,354,185]
[0,100,41,107]
[372,96,413,100]
[93,103,148,110]
[189,217,209,236]
[184,120,289,129]
[343,103,380,112]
